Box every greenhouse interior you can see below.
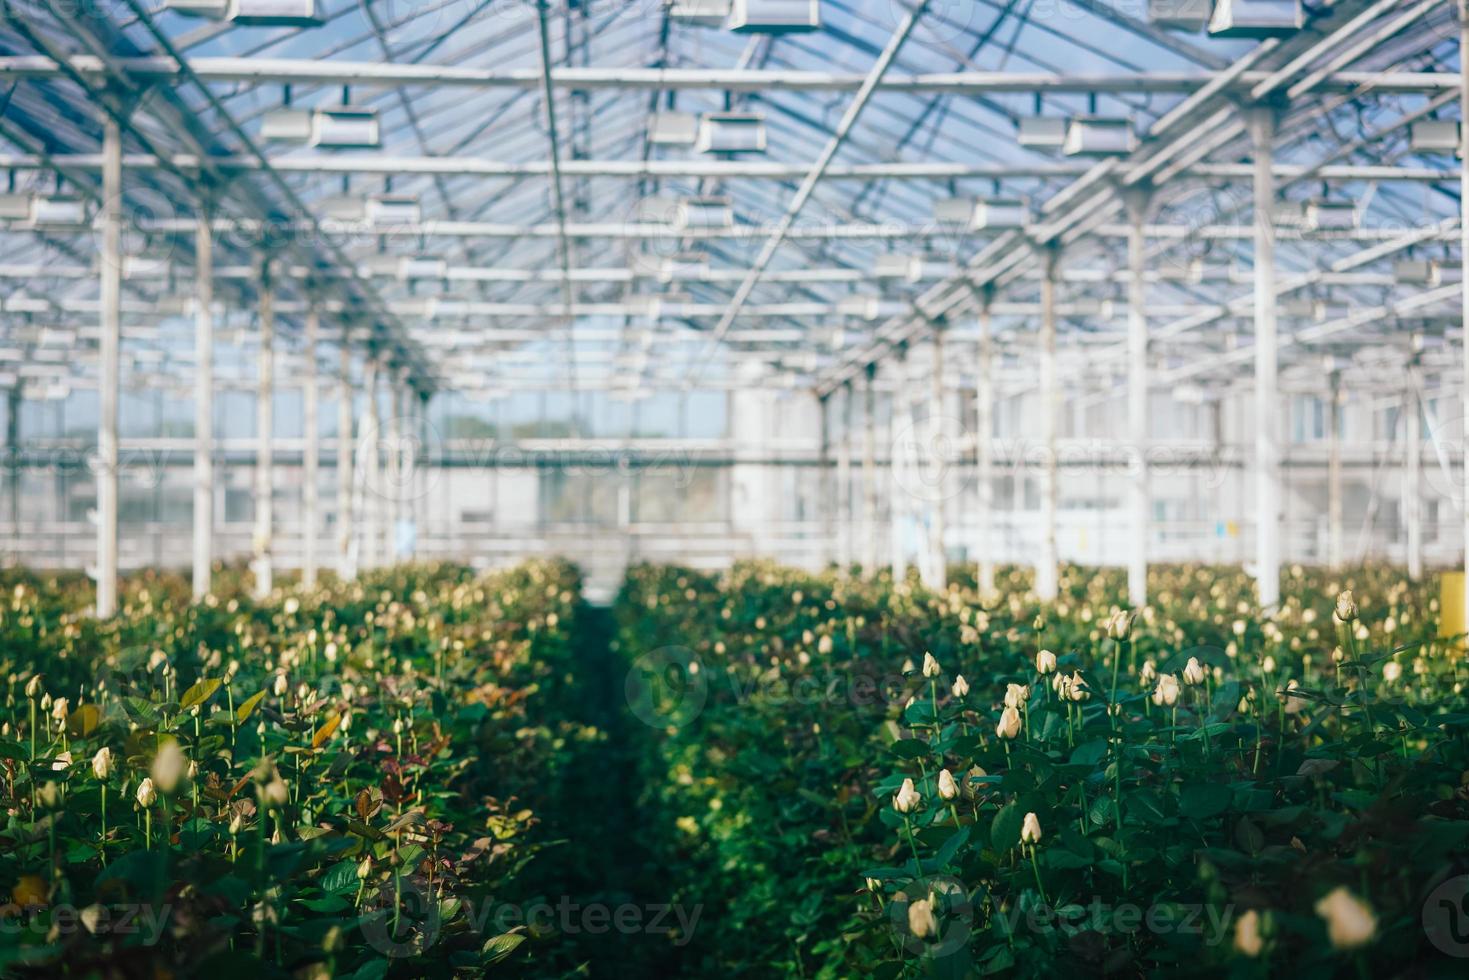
[3,0,1469,976]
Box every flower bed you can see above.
[615,561,1468,976]
[0,559,585,977]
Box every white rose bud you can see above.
[1334,591,1358,624]
[1234,909,1264,957]
[937,769,958,801]
[951,675,970,699]
[996,706,1021,740]
[921,652,941,678]
[273,674,289,697]
[150,741,187,794]
[1067,672,1089,702]
[1182,657,1206,686]
[91,747,113,780]
[1314,887,1376,950]
[1020,811,1042,845]
[907,898,937,940]
[893,777,921,814]
[1035,650,1057,675]
[50,697,68,723]
[1152,674,1180,707]
[135,777,157,808]
[24,675,42,698]
[1004,683,1030,709]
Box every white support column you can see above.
[975,293,996,598]
[191,212,213,601]
[1250,106,1281,609]
[337,344,356,581]
[1405,363,1423,580]
[1327,369,1344,570]
[837,382,853,572]
[302,308,320,588]
[253,261,274,599]
[1460,0,1469,622]
[386,374,403,562]
[890,347,911,583]
[818,392,832,567]
[96,116,121,618]
[927,327,948,590]
[1125,189,1150,610]
[360,355,381,571]
[862,364,878,577]
[1036,244,1060,603]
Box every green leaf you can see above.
[1179,783,1231,820]
[180,678,223,711]
[1069,738,1108,768]
[890,738,931,760]
[991,801,1023,851]
[482,933,526,964]
[235,690,267,724]
[319,858,360,895]
[65,704,102,738]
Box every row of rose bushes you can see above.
[0,559,590,978]
[614,561,1469,977]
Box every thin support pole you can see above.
[1036,243,1060,603]
[1250,105,1281,610]
[862,364,878,577]
[191,213,213,600]
[818,393,832,567]
[386,375,403,561]
[337,344,356,581]
[837,382,853,572]
[253,260,274,599]
[890,348,911,584]
[927,327,947,590]
[976,293,996,598]
[1406,365,1423,580]
[1460,0,1469,621]
[96,116,121,618]
[1125,189,1150,610]
[1327,370,1343,570]
[302,308,320,588]
[360,356,381,571]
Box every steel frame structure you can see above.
[0,0,1466,610]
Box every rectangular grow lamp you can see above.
[669,0,732,25]
[261,108,313,141]
[932,197,976,227]
[1017,117,1067,150]
[1305,199,1356,231]
[1208,0,1303,37]
[697,113,767,154]
[873,254,916,279]
[29,196,86,227]
[1147,0,1211,30]
[1063,116,1135,156]
[164,0,228,17]
[321,196,367,221]
[0,194,32,220]
[660,252,711,282]
[728,0,820,33]
[838,296,882,320]
[311,107,380,149]
[365,194,421,226]
[650,112,699,145]
[1393,260,1441,285]
[673,196,733,231]
[398,257,447,280]
[912,255,958,280]
[973,198,1028,230]
[227,0,323,26]
[1410,120,1461,153]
